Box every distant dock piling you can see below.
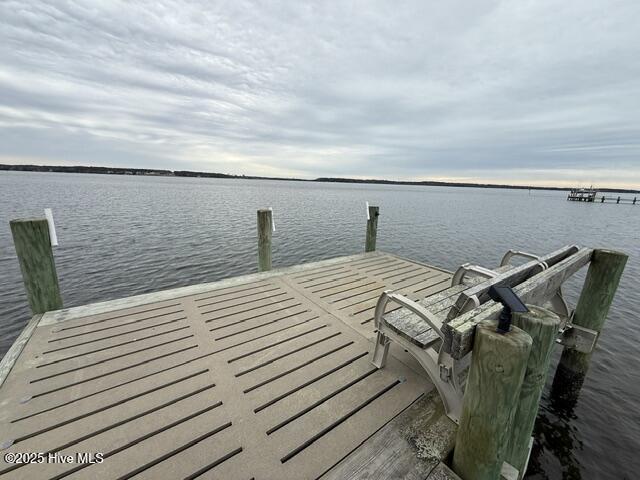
[257,209,273,271]
[365,205,379,252]
[10,218,62,314]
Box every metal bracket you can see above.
[439,364,451,382]
[556,324,598,353]
[500,461,519,480]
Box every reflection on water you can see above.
[1,171,639,479]
[528,360,585,479]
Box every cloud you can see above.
[0,0,639,186]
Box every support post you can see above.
[365,205,379,252]
[452,320,532,480]
[257,209,273,272]
[552,249,627,405]
[10,218,63,314]
[505,306,560,478]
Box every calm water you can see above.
[1,171,638,479]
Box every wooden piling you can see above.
[552,249,627,399]
[257,209,273,272]
[10,218,63,314]
[506,306,560,478]
[452,320,532,480]
[365,206,379,252]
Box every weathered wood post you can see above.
[452,320,532,480]
[257,209,273,272]
[505,306,560,478]
[365,205,379,252]
[10,218,63,314]
[552,249,627,403]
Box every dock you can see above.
[0,252,457,479]
[567,188,637,204]
[1,208,628,480]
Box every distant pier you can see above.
[568,188,637,204]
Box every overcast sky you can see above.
[1,1,639,187]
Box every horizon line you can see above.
[1,163,638,194]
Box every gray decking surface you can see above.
[0,252,452,479]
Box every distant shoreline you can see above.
[2,164,638,194]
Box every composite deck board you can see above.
[0,251,452,479]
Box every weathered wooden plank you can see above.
[323,390,456,480]
[444,248,593,359]
[447,245,580,320]
[381,283,468,329]
[427,462,463,480]
[0,315,42,389]
[386,315,435,348]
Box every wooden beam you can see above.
[452,320,532,480]
[10,218,63,314]
[0,314,42,388]
[551,249,627,405]
[365,206,379,252]
[257,209,273,271]
[447,245,579,320]
[323,390,456,480]
[444,248,592,359]
[505,306,560,478]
